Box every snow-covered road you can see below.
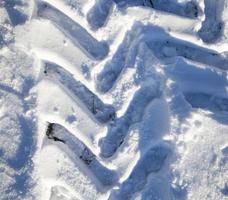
[0,0,228,199]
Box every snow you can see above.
[0,0,228,199]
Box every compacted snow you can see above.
[0,0,228,200]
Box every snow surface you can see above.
[0,0,228,200]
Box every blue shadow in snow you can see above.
[7,116,34,170]
[4,0,27,26]
[7,116,35,197]
[0,83,21,96]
